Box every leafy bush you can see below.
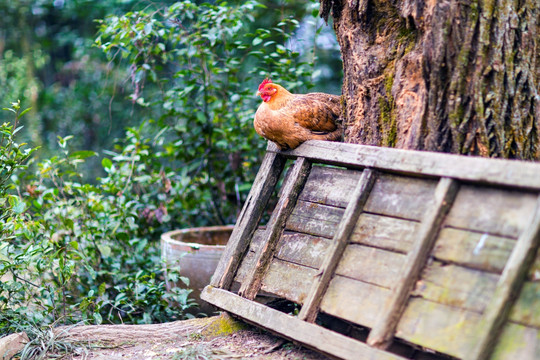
[0,0,329,340]
[95,0,316,226]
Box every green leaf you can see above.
[101,158,113,169]
[69,150,98,160]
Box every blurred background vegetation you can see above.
[0,0,342,340]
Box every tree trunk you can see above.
[321,0,539,159]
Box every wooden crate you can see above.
[201,140,540,360]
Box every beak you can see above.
[256,91,261,97]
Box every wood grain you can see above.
[395,298,481,359]
[336,245,406,289]
[433,227,515,273]
[320,275,390,329]
[467,195,540,360]
[412,261,499,313]
[367,178,459,348]
[260,259,317,304]
[490,322,540,360]
[444,185,538,238]
[299,165,362,208]
[201,286,407,360]
[508,281,540,328]
[350,213,419,254]
[285,200,344,239]
[239,158,311,299]
[364,174,438,221]
[211,148,286,288]
[298,168,376,322]
[271,140,540,191]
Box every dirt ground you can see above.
[36,314,332,360]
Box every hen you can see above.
[254,79,342,150]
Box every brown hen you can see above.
[254,79,342,150]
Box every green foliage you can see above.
[1,112,195,335]
[0,0,342,345]
[95,0,317,225]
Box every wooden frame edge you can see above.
[201,286,406,360]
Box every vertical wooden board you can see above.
[363,174,438,221]
[234,251,255,284]
[412,262,499,313]
[260,259,317,304]
[320,276,390,328]
[335,245,406,289]
[299,166,362,208]
[285,200,344,239]
[444,185,538,238]
[395,298,481,359]
[490,322,540,360]
[350,213,419,254]
[508,281,540,328]
[433,227,515,274]
[274,232,331,269]
[211,149,285,288]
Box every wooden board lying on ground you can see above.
[202,140,540,360]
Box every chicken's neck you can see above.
[266,86,294,110]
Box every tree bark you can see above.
[322,0,539,159]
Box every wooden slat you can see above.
[444,185,538,238]
[320,276,391,328]
[336,245,406,289]
[201,286,407,360]
[238,158,311,299]
[490,322,540,360]
[412,261,498,313]
[351,213,419,254]
[211,148,286,288]
[364,174,438,221]
[274,232,331,269]
[433,227,515,273]
[467,195,540,360]
[299,165,362,207]
[271,140,540,190]
[395,298,481,358]
[508,281,540,328]
[286,201,344,238]
[299,169,377,322]
[367,178,459,348]
[260,259,317,304]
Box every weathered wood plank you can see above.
[364,174,438,221]
[299,169,377,322]
[271,140,540,191]
[508,281,540,328]
[274,232,331,269]
[336,245,406,289]
[320,276,390,329]
[467,195,540,360]
[350,213,419,254]
[433,227,515,274]
[367,178,459,348]
[211,148,286,288]
[299,165,362,208]
[395,298,481,359]
[444,185,538,238]
[239,158,311,299]
[490,322,540,360]
[260,259,317,304]
[286,200,344,239]
[200,286,407,360]
[412,261,499,313]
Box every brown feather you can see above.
[254,83,342,150]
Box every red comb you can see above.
[258,78,272,91]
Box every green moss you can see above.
[378,73,397,147]
[199,313,247,338]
